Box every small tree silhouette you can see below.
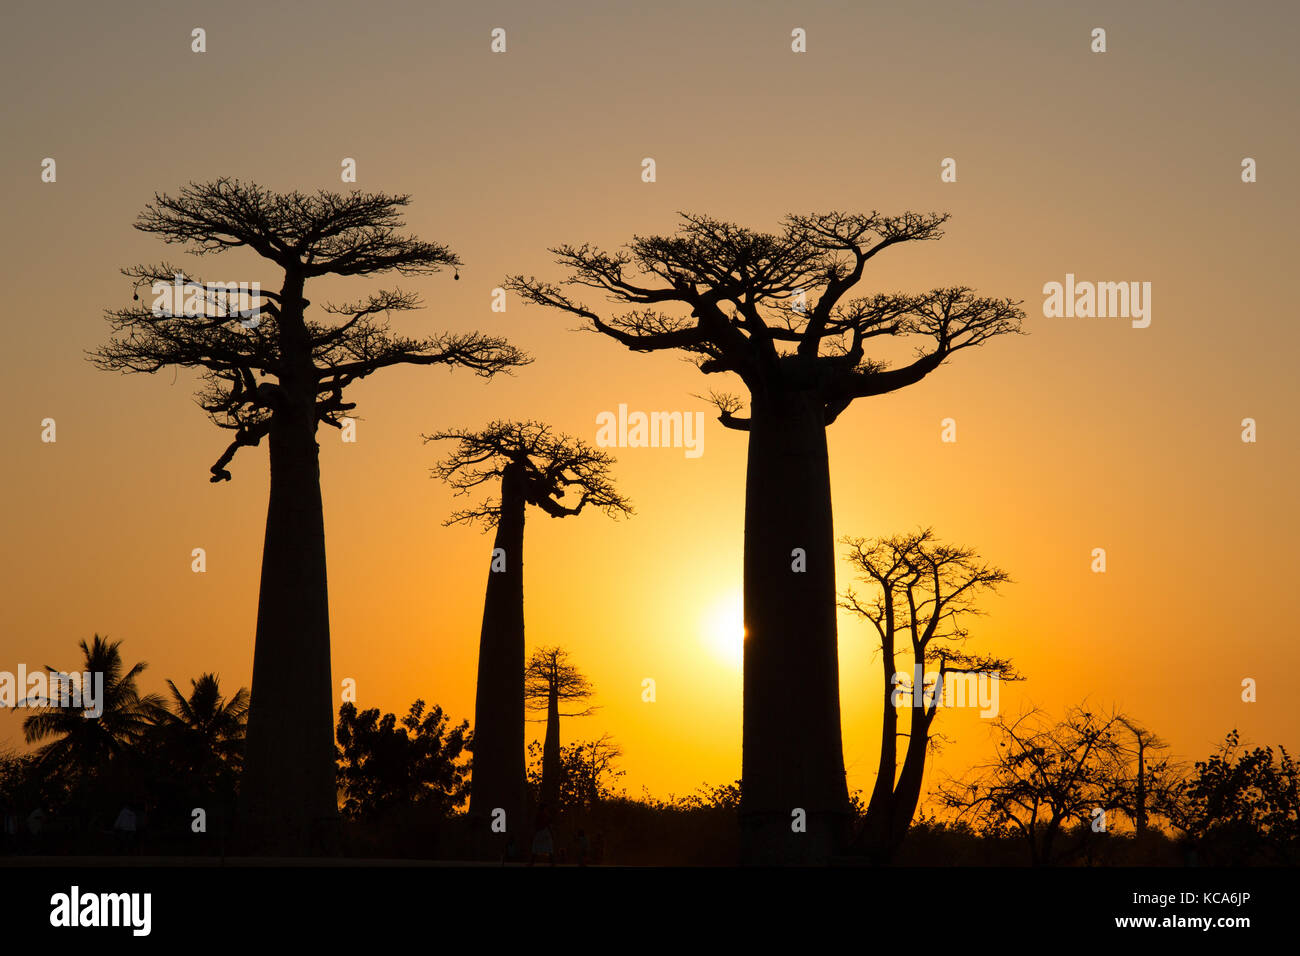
[524,646,597,807]
[22,635,162,781]
[840,529,1018,860]
[1168,730,1300,865]
[527,735,625,812]
[148,673,249,780]
[92,180,528,851]
[1112,716,1176,842]
[508,212,1024,861]
[22,635,164,820]
[335,700,471,822]
[427,421,630,840]
[937,705,1130,865]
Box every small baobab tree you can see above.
[1113,716,1177,841]
[841,529,1017,861]
[507,211,1024,861]
[427,421,630,842]
[92,180,528,851]
[524,646,597,807]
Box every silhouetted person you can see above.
[26,807,46,845]
[113,803,138,854]
[529,802,556,866]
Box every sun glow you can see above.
[702,591,745,668]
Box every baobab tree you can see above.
[427,421,630,843]
[92,180,528,852]
[1113,716,1176,841]
[507,211,1024,861]
[840,529,1018,861]
[524,646,597,807]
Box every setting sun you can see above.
[702,591,745,668]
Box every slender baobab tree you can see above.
[1114,716,1174,841]
[524,646,597,807]
[92,180,528,851]
[507,212,1024,861]
[427,421,630,844]
[841,529,1018,861]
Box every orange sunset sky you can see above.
[2,0,1297,807]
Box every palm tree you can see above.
[22,635,162,779]
[150,674,250,780]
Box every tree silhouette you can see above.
[335,700,471,823]
[0,749,41,812]
[841,529,1018,861]
[937,705,1130,865]
[139,673,248,835]
[92,180,528,851]
[1168,730,1300,864]
[507,211,1024,861]
[527,735,625,812]
[524,646,597,807]
[1112,716,1175,842]
[148,674,249,784]
[427,421,630,841]
[22,635,162,783]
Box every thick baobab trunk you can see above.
[468,463,527,841]
[741,390,851,863]
[541,674,561,807]
[239,347,337,854]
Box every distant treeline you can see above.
[2,636,1295,865]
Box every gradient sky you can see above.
[2,0,1297,807]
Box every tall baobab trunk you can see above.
[741,389,850,863]
[468,462,527,839]
[240,287,338,853]
[541,667,561,806]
